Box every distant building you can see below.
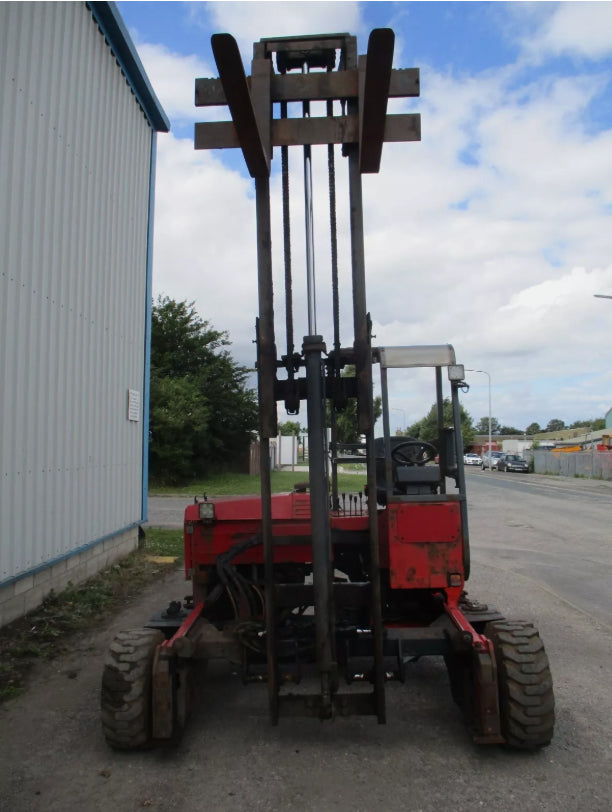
[500,439,533,454]
[606,407,612,430]
[471,436,503,455]
[0,3,169,625]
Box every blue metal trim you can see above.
[88,1,170,133]
[0,523,141,589]
[141,130,157,522]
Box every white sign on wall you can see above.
[127,389,141,422]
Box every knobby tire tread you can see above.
[100,627,164,751]
[485,620,555,750]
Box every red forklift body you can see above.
[186,497,464,591]
[384,502,463,590]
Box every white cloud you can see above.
[503,1,612,68]
[139,11,612,431]
[135,43,215,123]
[502,266,612,315]
[204,1,366,62]
[520,1,612,62]
[151,134,259,356]
[133,4,367,125]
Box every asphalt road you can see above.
[464,467,612,627]
[1,473,611,811]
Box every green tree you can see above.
[327,365,382,445]
[545,418,566,433]
[475,416,500,435]
[405,417,424,438]
[525,422,541,436]
[407,399,474,450]
[149,296,258,483]
[149,375,209,481]
[499,425,521,435]
[570,419,591,429]
[279,421,303,436]
[570,418,605,431]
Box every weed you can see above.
[0,530,182,703]
[144,528,184,558]
[149,470,367,497]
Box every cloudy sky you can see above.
[117,1,612,434]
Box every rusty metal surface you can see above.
[192,27,421,729]
[195,68,420,106]
[196,28,420,168]
[210,33,269,177]
[254,182,278,440]
[151,647,174,741]
[471,646,504,744]
[184,618,242,663]
[386,502,463,589]
[194,113,420,150]
[259,34,354,58]
[251,56,272,166]
[359,28,395,173]
[442,602,504,743]
[274,581,371,608]
[279,691,377,718]
[304,339,336,719]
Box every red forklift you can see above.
[101,29,554,751]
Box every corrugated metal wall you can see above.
[0,2,153,582]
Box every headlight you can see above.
[198,502,215,522]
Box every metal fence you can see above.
[530,450,612,480]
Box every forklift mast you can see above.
[195,30,421,722]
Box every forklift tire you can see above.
[101,627,164,751]
[484,620,555,750]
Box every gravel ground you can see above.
[1,476,611,812]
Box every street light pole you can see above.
[466,369,492,472]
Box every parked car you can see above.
[481,451,504,470]
[497,453,529,473]
[463,453,482,466]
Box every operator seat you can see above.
[374,437,441,504]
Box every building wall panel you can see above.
[0,2,154,583]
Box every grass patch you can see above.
[143,527,184,558]
[0,528,183,703]
[150,469,368,497]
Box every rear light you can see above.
[448,572,462,587]
[198,502,215,522]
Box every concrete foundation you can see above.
[0,526,139,628]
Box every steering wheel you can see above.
[391,440,437,467]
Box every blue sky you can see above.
[119,2,520,77]
[116,1,612,433]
